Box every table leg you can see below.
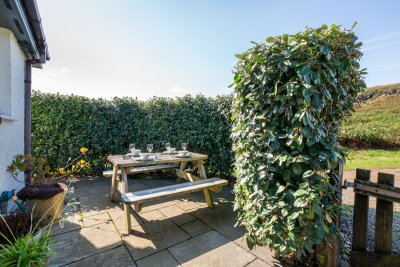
[196,160,214,208]
[121,167,132,234]
[110,164,119,202]
[176,161,188,184]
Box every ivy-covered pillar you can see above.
[231,24,366,265]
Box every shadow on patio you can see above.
[47,177,280,267]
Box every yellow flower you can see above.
[58,167,65,174]
[80,147,88,154]
[79,160,86,166]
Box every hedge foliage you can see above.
[231,24,366,261]
[31,92,234,177]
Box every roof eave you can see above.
[20,0,50,63]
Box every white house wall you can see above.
[0,28,26,193]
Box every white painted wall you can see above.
[0,28,26,193]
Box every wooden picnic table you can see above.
[107,152,215,232]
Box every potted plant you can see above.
[6,148,89,224]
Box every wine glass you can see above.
[147,144,153,153]
[165,142,171,152]
[182,143,187,151]
[129,143,135,154]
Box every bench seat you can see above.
[102,164,179,177]
[121,178,228,212]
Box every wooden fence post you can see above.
[321,162,343,267]
[374,172,394,253]
[352,168,371,251]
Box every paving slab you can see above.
[136,249,180,267]
[74,179,111,195]
[180,220,211,237]
[50,212,82,236]
[127,180,151,192]
[108,209,143,232]
[48,222,123,266]
[245,259,270,267]
[65,246,136,267]
[168,231,255,267]
[110,209,167,232]
[190,202,245,241]
[140,198,181,213]
[138,209,166,222]
[159,205,196,225]
[79,192,122,216]
[138,177,177,189]
[124,218,190,260]
[64,196,81,213]
[83,211,112,227]
[176,199,204,211]
[180,191,208,205]
[234,237,277,264]
[191,202,276,263]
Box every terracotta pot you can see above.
[28,191,66,224]
[16,183,67,225]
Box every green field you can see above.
[340,83,400,149]
[344,149,400,170]
[340,83,400,170]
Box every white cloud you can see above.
[363,32,400,45]
[362,32,400,52]
[169,86,192,96]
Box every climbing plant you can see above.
[231,24,366,262]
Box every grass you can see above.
[344,149,400,170]
[340,83,400,148]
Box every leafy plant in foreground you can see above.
[0,214,54,267]
[231,24,366,262]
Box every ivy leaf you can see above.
[294,198,308,207]
[302,170,314,178]
[288,231,296,241]
[277,185,286,194]
[235,54,244,59]
[294,189,307,197]
[292,163,302,176]
[246,235,256,250]
[234,75,242,83]
[325,213,333,224]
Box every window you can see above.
[0,28,12,117]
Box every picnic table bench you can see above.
[107,153,228,234]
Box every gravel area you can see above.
[340,205,400,263]
[340,169,400,263]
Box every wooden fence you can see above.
[343,169,400,267]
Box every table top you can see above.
[108,152,208,167]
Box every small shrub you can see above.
[0,213,39,246]
[0,227,53,267]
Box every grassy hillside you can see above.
[340,83,400,149]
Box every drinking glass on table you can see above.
[147,144,153,153]
[165,142,171,152]
[129,143,135,154]
[182,143,187,151]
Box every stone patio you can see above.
[47,176,279,267]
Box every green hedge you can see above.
[31,91,234,177]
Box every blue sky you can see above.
[33,0,400,99]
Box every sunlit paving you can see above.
[46,176,274,266]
